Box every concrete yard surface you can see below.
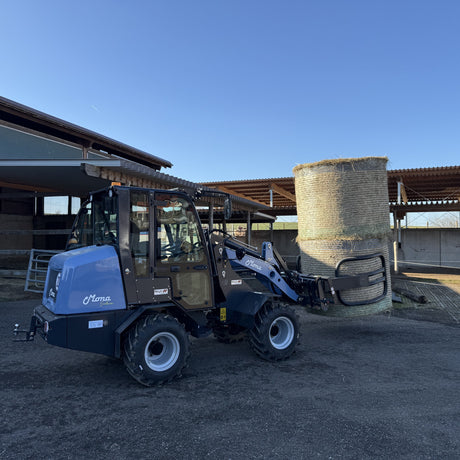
[392,266,460,325]
[1,300,459,459]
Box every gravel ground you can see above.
[1,300,459,459]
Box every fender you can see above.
[221,291,278,329]
[113,302,211,358]
[113,303,174,358]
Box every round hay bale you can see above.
[294,157,392,316]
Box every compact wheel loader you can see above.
[14,186,387,386]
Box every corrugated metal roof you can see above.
[85,160,268,211]
[387,166,460,206]
[201,166,460,214]
[388,165,460,175]
[201,177,296,212]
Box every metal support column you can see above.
[247,212,251,246]
[393,210,399,273]
[209,203,214,232]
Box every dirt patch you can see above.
[2,301,459,459]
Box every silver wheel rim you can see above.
[269,316,294,350]
[144,332,180,372]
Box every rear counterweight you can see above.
[33,304,133,357]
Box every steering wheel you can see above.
[181,240,193,254]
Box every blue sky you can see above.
[1,0,459,183]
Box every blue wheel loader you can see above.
[14,186,388,386]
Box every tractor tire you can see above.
[249,303,299,361]
[123,313,190,386]
[213,324,247,344]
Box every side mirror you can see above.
[224,197,232,220]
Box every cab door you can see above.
[127,189,155,304]
[154,192,213,310]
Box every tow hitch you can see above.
[13,316,40,342]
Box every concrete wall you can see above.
[251,229,299,269]
[397,228,460,269]
[252,228,460,270]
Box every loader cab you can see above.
[68,186,214,310]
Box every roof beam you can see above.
[270,182,296,203]
[398,180,408,204]
[0,179,58,193]
[210,185,268,207]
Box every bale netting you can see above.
[294,156,392,317]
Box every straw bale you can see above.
[294,156,392,316]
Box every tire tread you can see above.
[123,313,190,386]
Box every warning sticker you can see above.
[231,279,243,285]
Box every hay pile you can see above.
[294,157,392,316]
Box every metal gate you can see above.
[25,249,62,293]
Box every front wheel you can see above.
[123,313,190,386]
[249,303,299,361]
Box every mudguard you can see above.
[221,291,276,329]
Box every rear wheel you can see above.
[123,313,190,386]
[249,303,299,361]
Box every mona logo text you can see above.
[83,294,112,306]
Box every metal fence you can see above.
[24,249,62,293]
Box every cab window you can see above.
[156,194,205,264]
[130,191,150,277]
[67,192,118,250]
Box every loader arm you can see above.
[217,234,388,310]
[224,244,300,302]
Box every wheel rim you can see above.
[269,316,294,350]
[144,332,180,372]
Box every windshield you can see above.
[66,191,118,250]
